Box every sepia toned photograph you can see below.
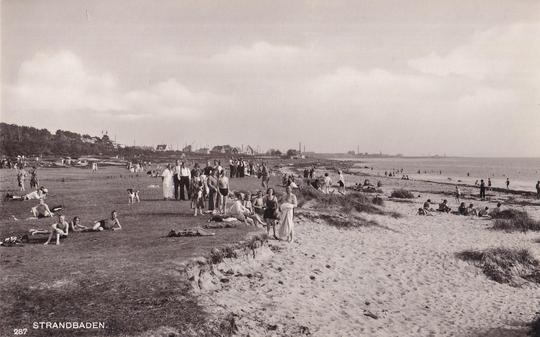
[1,1,539,336]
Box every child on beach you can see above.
[193,184,205,216]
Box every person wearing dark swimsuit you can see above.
[263,188,279,239]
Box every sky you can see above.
[1,0,539,157]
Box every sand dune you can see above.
[199,177,540,337]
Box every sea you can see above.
[337,157,540,192]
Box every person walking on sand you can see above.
[506,178,510,190]
[161,164,174,200]
[278,186,298,242]
[479,179,486,200]
[337,170,345,194]
[455,185,461,203]
[261,163,270,189]
[487,178,492,191]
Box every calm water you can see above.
[341,157,540,192]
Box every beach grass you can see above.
[491,209,540,232]
[390,189,415,199]
[457,248,540,286]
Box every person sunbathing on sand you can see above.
[423,199,435,212]
[466,203,478,216]
[438,200,451,213]
[477,207,489,217]
[92,211,122,231]
[44,214,69,245]
[228,198,255,226]
[458,202,467,215]
[489,202,502,217]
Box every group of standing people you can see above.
[160,160,230,214]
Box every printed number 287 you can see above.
[14,329,28,335]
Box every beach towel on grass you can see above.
[167,228,215,237]
[278,203,295,241]
[204,222,238,229]
[1,236,24,247]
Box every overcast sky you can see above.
[1,0,539,156]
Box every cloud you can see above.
[408,23,540,81]
[306,67,444,114]
[7,50,226,119]
[210,41,302,66]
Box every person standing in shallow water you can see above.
[536,181,540,199]
[506,178,510,190]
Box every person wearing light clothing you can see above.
[278,186,298,242]
[323,173,332,194]
[161,164,174,200]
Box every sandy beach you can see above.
[196,171,540,337]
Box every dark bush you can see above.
[390,189,415,199]
[491,209,540,232]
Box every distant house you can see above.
[211,145,234,154]
[156,144,168,151]
[182,145,193,153]
[197,148,210,154]
[211,145,225,154]
[231,147,240,155]
[244,145,257,156]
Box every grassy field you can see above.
[0,166,270,337]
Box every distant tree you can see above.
[286,149,298,157]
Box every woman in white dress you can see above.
[278,186,298,242]
[161,164,175,200]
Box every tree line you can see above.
[0,123,117,157]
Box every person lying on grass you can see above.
[92,210,122,231]
[69,216,90,232]
[30,199,53,218]
[5,186,48,201]
[43,214,69,245]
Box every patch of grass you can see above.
[531,315,540,337]
[296,188,385,215]
[372,196,384,206]
[318,214,379,229]
[457,248,540,286]
[491,209,540,232]
[390,189,415,199]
